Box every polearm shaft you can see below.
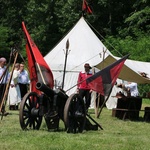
[0,48,14,84]
[0,65,9,83]
[62,39,70,90]
[0,51,19,115]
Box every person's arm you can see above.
[77,72,81,89]
[77,72,81,93]
[26,71,30,84]
[117,83,128,92]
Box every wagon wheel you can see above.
[64,93,86,133]
[19,92,42,130]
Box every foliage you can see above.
[0,26,11,57]
[0,0,149,59]
[104,33,150,61]
[125,6,150,32]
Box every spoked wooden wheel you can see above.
[19,92,42,130]
[64,93,86,133]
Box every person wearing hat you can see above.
[77,63,93,110]
[0,57,10,115]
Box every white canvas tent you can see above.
[44,16,112,95]
[44,16,150,109]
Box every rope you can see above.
[85,18,123,57]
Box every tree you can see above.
[0,26,10,58]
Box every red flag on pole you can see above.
[22,22,54,94]
[82,0,92,14]
[86,54,129,96]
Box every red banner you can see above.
[22,22,54,93]
[86,55,129,96]
[82,0,92,14]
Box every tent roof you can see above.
[96,55,150,84]
[44,16,111,72]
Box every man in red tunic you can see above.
[77,63,92,110]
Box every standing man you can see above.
[18,63,30,99]
[0,57,9,115]
[77,63,93,110]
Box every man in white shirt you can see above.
[124,82,139,97]
[118,82,139,97]
[18,63,30,99]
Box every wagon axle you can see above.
[31,108,39,116]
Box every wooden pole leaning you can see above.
[0,64,10,82]
[36,63,46,84]
[0,51,19,114]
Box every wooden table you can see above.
[113,96,142,120]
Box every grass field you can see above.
[0,99,150,150]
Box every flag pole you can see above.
[65,74,88,93]
[97,87,113,118]
[36,63,46,84]
[96,54,129,118]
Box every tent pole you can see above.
[95,48,107,118]
[95,93,100,117]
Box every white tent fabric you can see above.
[44,16,150,109]
[44,16,112,95]
[44,16,119,109]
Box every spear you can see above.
[62,39,70,90]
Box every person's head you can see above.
[84,63,91,72]
[20,63,25,71]
[0,57,7,68]
[15,63,20,70]
[127,81,132,84]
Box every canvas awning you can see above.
[95,55,150,84]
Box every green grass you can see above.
[0,99,150,150]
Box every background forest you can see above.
[0,0,150,94]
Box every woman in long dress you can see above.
[7,63,21,110]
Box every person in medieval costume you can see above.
[7,63,21,110]
[77,63,93,110]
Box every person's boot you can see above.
[9,105,13,110]
[9,105,15,110]
[3,112,9,116]
[15,105,18,110]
